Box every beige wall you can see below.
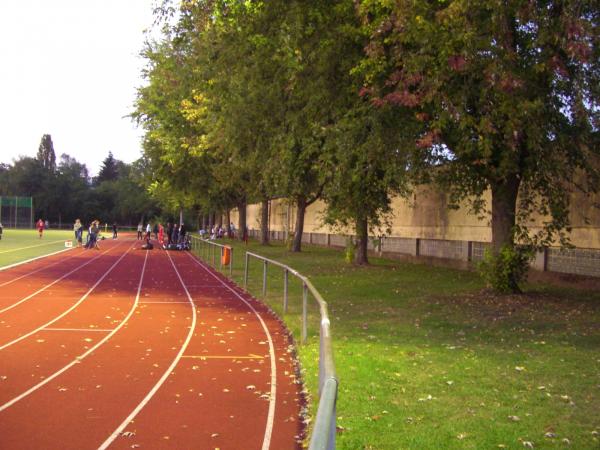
[229,184,600,249]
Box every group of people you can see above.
[136,221,189,250]
[199,223,236,240]
[73,219,102,249]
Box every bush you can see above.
[345,237,355,264]
[478,245,533,293]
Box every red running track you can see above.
[0,238,305,449]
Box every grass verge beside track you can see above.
[0,229,76,269]
[193,238,600,450]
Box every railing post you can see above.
[219,247,223,270]
[229,247,233,277]
[244,252,249,289]
[283,269,289,314]
[262,260,268,298]
[302,281,308,344]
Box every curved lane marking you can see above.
[0,248,149,412]
[98,249,197,450]
[0,241,136,350]
[0,242,127,314]
[184,251,277,450]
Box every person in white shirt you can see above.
[145,223,152,240]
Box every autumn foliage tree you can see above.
[358,0,600,290]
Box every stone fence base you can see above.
[248,229,600,278]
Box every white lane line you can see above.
[0,244,122,314]
[0,247,74,274]
[0,239,66,254]
[0,249,149,412]
[139,301,190,304]
[42,328,114,332]
[0,250,75,288]
[98,249,197,450]
[184,252,277,450]
[0,241,136,350]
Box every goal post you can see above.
[0,196,34,229]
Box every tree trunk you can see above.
[179,207,184,226]
[226,209,232,238]
[355,215,369,265]
[208,212,214,231]
[238,201,247,242]
[490,175,520,253]
[217,212,223,228]
[291,195,307,252]
[260,199,269,245]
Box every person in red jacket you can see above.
[36,219,44,239]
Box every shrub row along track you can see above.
[0,238,304,449]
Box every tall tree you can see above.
[36,134,56,172]
[359,0,600,289]
[96,152,119,183]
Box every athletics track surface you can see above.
[0,237,305,449]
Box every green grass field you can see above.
[0,229,75,269]
[193,238,600,450]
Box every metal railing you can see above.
[244,251,338,450]
[189,236,338,450]
[190,235,233,277]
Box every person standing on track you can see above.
[112,222,118,239]
[137,222,143,240]
[166,221,173,245]
[179,222,186,244]
[91,220,100,249]
[158,223,165,247]
[74,219,83,247]
[36,219,44,238]
[145,222,151,240]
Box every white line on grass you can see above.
[98,249,197,450]
[0,247,74,274]
[0,248,149,412]
[0,241,136,350]
[0,239,68,254]
[184,251,277,450]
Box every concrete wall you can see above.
[231,183,599,250]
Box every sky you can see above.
[0,0,158,175]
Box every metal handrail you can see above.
[244,251,338,450]
[189,235,233,276]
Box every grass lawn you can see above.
[0,228,75,269]
[192,238,600,449]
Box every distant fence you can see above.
[0,196,33,229]
[249,229,600,278]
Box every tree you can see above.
[37,134,56,172]
[358,0,600,289]
[96,152,119,184]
